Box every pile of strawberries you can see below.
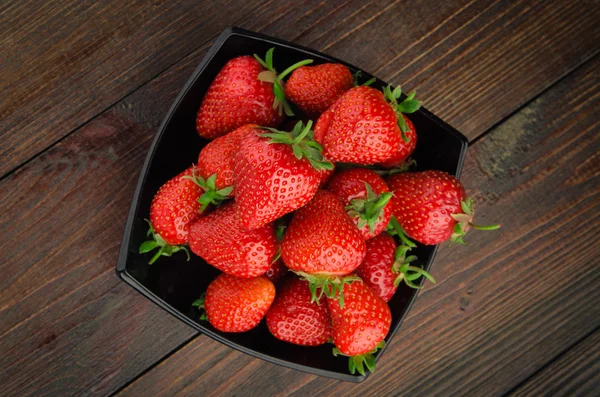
[139,48,499,376]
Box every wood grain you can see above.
[508,328,600,397]
[1,1,599,396]
[2,0,600,179]
[0,0,273,177]
[116,55,600,397]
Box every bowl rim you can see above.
[116,26,468,382]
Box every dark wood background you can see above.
[1,1,598,396]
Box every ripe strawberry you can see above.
[281,190,366,304]
[379,114,417,168]
[285,63,353,118]
[356,233,435,302]
[196,48,312,139]
[314,85,421,165]
[388,170,500,245]
[188,201,277,277]
[328,281,391,376]
[193,274,275,333]
[266,277,332,346]
[326,168,393,239]
[139,166,203,264]
[234,121,333,230]
[197,124,251,191]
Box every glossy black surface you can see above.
[116,27,468,382]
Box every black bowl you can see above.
[116,27,468,382]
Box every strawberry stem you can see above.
[254,48,313,116]
[388,217,416,249]
[139,219,191,264]
[450,197,501,244]
[353,70,376,87]
[257,121,334,172]
[333,341,385,376]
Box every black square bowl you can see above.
[116,27,468,382]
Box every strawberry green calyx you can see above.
[346,182,393,234]
[191,293,208,321]
[353,70,376,87]
[271,221,287,264]
[254,48,313,116]
[391,244,435,289]
[294,271,361,309]
[387,216,434,288]
[333,341,385,376]
[139,219,191,264]
[383,85,421,142]
[450,197,501,244]
[258,121,334,172]
[184,167,233,211]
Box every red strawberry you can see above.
[328,281,391,376]
[139,166,203,264]
[285,63,353,118]
[326,168,393,239]
[188,201,277,277]
[314,85,421,165]
[379,115,417,168]
[197,124,253,201]
[266,277,332,346]
[356,233,435,302]
[388,170,500,245]
[234,121,333,230]
[194,274,275,333]
[281,190,366,303]
[196,48,312,139]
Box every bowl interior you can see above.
[117,27,467,382]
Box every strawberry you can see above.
[328,281,392,376]
[266,277,332,346]
[378,114,417,168]
[356,233,435,302]
[326,168,393,239]
[388,170,500,245]
[196,48,312,139]
[281,190,366,304]
[193,274,275,333]
[314,85,421,165]
[285,63,353,118]
[234,121,333,230]
[196,124,253,203]
[139,166,203,264]
[188,201,277,277]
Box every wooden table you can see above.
[1,1,599,396]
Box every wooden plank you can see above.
[1,1,599,395]
[0,0,273,177]
[2,0,599,179]
[508,328,600,397]
[115,55,600,396]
